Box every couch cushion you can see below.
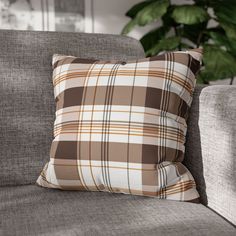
[0,30,145,186]
[37,50,202,202]
[0,185,235,236]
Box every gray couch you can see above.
[0,30,235,236]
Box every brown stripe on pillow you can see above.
[56,86,189,118]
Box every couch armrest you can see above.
[184,85,236,226]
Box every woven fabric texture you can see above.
[185,85,236,225]
[0,30,145,186]
[1,185,235,236]
[37,49,202,201]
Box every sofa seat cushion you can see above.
[0,185,235,236]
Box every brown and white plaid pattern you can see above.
[37,49,202,201]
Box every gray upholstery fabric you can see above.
[185,85,207,203]
[0,30,235,232]
[185,85,236,225]
[0,30,145,186]
[0,185,235,236]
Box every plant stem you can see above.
[230,77,234,85]
[174,26,181,50]
[174,26,178,36]
[196,32,203,47]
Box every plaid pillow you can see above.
[37,49,202,201]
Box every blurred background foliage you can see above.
[122,0,236,84]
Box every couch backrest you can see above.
[0,30,203,189]
[0,30,145,186]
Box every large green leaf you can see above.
[219,22,236,40]
[125,1,154,18]
[121,19,137,35]
[207,28,230,46]
[136,0,169,26]
[146,36,181,56]
[211,0,236,25]
[207,27,236,58]
[201,44,236,81]
[140,26,170,51]
[122,0,169,34]
[172,5,209,25]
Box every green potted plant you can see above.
[122,0,236,84]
